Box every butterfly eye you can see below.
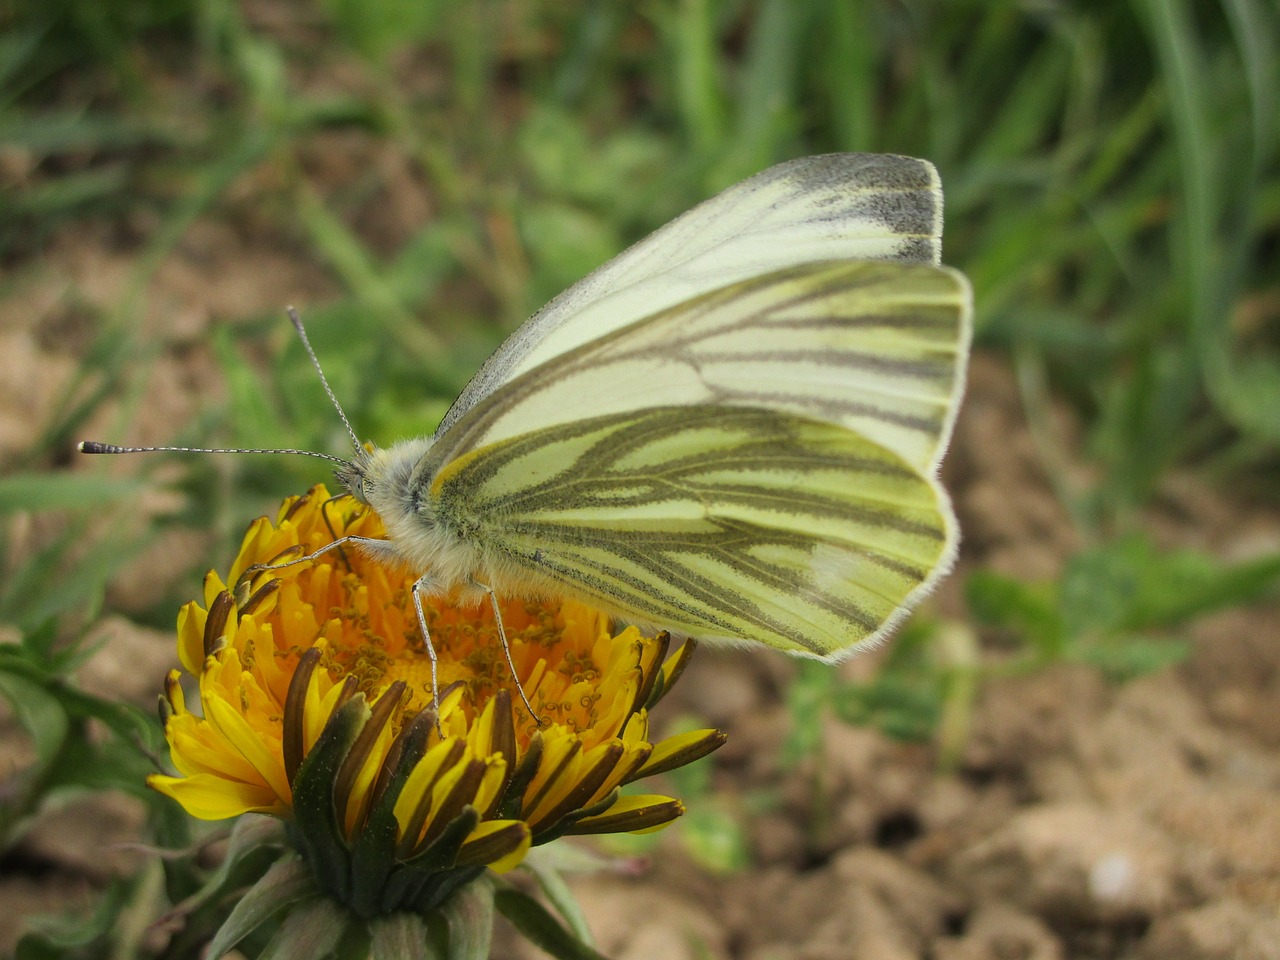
[334,462,369,504]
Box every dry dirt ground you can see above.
[2,154,1279,959]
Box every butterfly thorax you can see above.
[342,437,489,595]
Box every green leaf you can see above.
[729,0,805,173]
[164,817,288,928]
[1078,634,1194,682]
[0,669,70,775]
[493,887,613,960]
[780,660,836,766]
[966,569,1066,657]
[678,806,750,874]
[831,676,939,744]
[14,878,132,960]
[0,669,70,844]
[205,855,317,960]
[664,0,727,152]
[518,199,621,307]
[521,856,594,946]
[0,472,145,514]
[0,518,142,633]
[1062,536,1280,636]
[321,0,446,63]
[1136,0,1280,441]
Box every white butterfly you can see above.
[338,153,972,661]
[85,153,971,688]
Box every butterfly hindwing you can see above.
[431,404,952,658]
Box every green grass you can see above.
[2,0,1278,954]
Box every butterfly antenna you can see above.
[78,441,347,463]
[81,307,363,465]
[287,306,363,457]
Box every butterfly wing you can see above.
[430,260,970,478]
[437,154,943,435]
[422,259,971,658]
[431,404,952,658]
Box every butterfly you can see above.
[86,153,971,675]
[340,152,971,660]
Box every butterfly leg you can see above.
[409,576,445,737]
[237,534,388,591]
[470,578,545,727]
[318,495,356,567]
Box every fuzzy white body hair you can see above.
[353,438,559,604]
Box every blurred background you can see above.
[2,1,1278,957]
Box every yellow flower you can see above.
[150,485,724,917]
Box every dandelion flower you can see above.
[151,486,724,951]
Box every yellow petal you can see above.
[392,737,465,844]
[565,793,685,835]
[176,602,207,675]
[204,695,291,806]
[148,772,286,820]
[632,728,726,780]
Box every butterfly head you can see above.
[335,437,438,513]
[334,446,376,505]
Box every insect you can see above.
[84,153,972,715]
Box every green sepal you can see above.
[378,807,483,915]
[290,693,370,904]
[493,886,612,960]
[369,912,440,960]
[441,874,495,960]
[348,711,434,918]
[256,895,355,960]
[205,855,317,960]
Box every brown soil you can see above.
[3,128,1279,960]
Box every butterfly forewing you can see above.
[430,260,971,478]
[438,154,944,435]
[431,405,953,659]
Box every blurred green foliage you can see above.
[969,534,1280,679]
[1,0,1278,952]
